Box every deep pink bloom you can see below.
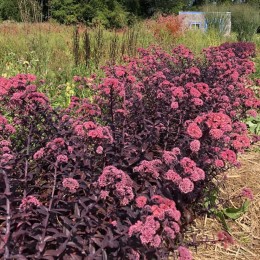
[100,190,109,199]
[19,196,41,210]
[136,196,147,208]
[115,69,125,77]
[220,149,237,164]
[247,109,257,118]
[83,121,96,130]
[57,154,68,163]
[171,101,179,109]
[210,129,224,139]
[134,159,162,178]
[33,148,45,160]
[62,178,79,193]
[178,178,194,193]
[217,231,235,249]
[178,246,192,260]
[53,138,65,146]
[190,87,201,97]
[190,140,200,152]
[98,166,134,205]
[5,124,16,134]
[215,159,225,167]
[186,123,202,139]
[163,151,178,165]
[96,146,103,154]
[164,170,181,183]
[192,98,203,106]
[74,124,85,136]
[241,187,254,201]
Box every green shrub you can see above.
[0,0,20,21]
[231,4,260,41]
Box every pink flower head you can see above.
[98,166,134,205]
[171,101,179,109]
[0,115,8,125]
[96,146,103,154]
[83,121,96,130]
[178,178,194,193]
[5,124,16,134]
[62,178,79,193]
[53,138,65,147]
[57,154,68,163]
[190,140,200,152]
[241,187,254,201]
[164,170,181,184]
[215,159,224,168]
[210,129,224,139]
[100,190,109,199]
[220,149,237,164]
[115,68,125,77]
[33,148,45,160]
[163,150,178,165]
[247,109,257,118]
[128,216,161,248]
[190,167,205,181]
[178,246,192,260]
[192,98,203,106]
[190,87,201,97]
[134,159,162,178]
[186,123,202,139]
[217,231,235,249]
[0,140,11,147]
[19,195,41,210]
[136,196,147,208]
[74,124,85,136]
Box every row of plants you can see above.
[0,20,238,101]
[0,41,259,258]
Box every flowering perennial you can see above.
[0,42,259,258]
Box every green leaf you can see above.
[215,211,230,231]
[222,201,250,220]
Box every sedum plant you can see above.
[0,42,259,259]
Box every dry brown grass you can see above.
[187,144,260,260]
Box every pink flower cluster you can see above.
[241,187,254,201]
[73,120,113,143]
[135,196,147,208]
[186,123,202,139]
[129,195,181,248]
[62,178,79,193]
[128,216,161,247]
[162,147,180,165]
[151,195,181,222]
[178,246,193,260]
[134,159,162,178]
[98,166,134,205]
[217,231,235,249]
[19,195,41,210]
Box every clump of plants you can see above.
[0,42,259,259]
[145,14,183,43]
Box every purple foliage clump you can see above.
[0,42,259,259]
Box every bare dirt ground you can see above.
[189,145,260,260]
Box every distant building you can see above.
[179,11,231,35]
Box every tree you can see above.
[0,0,20,21]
